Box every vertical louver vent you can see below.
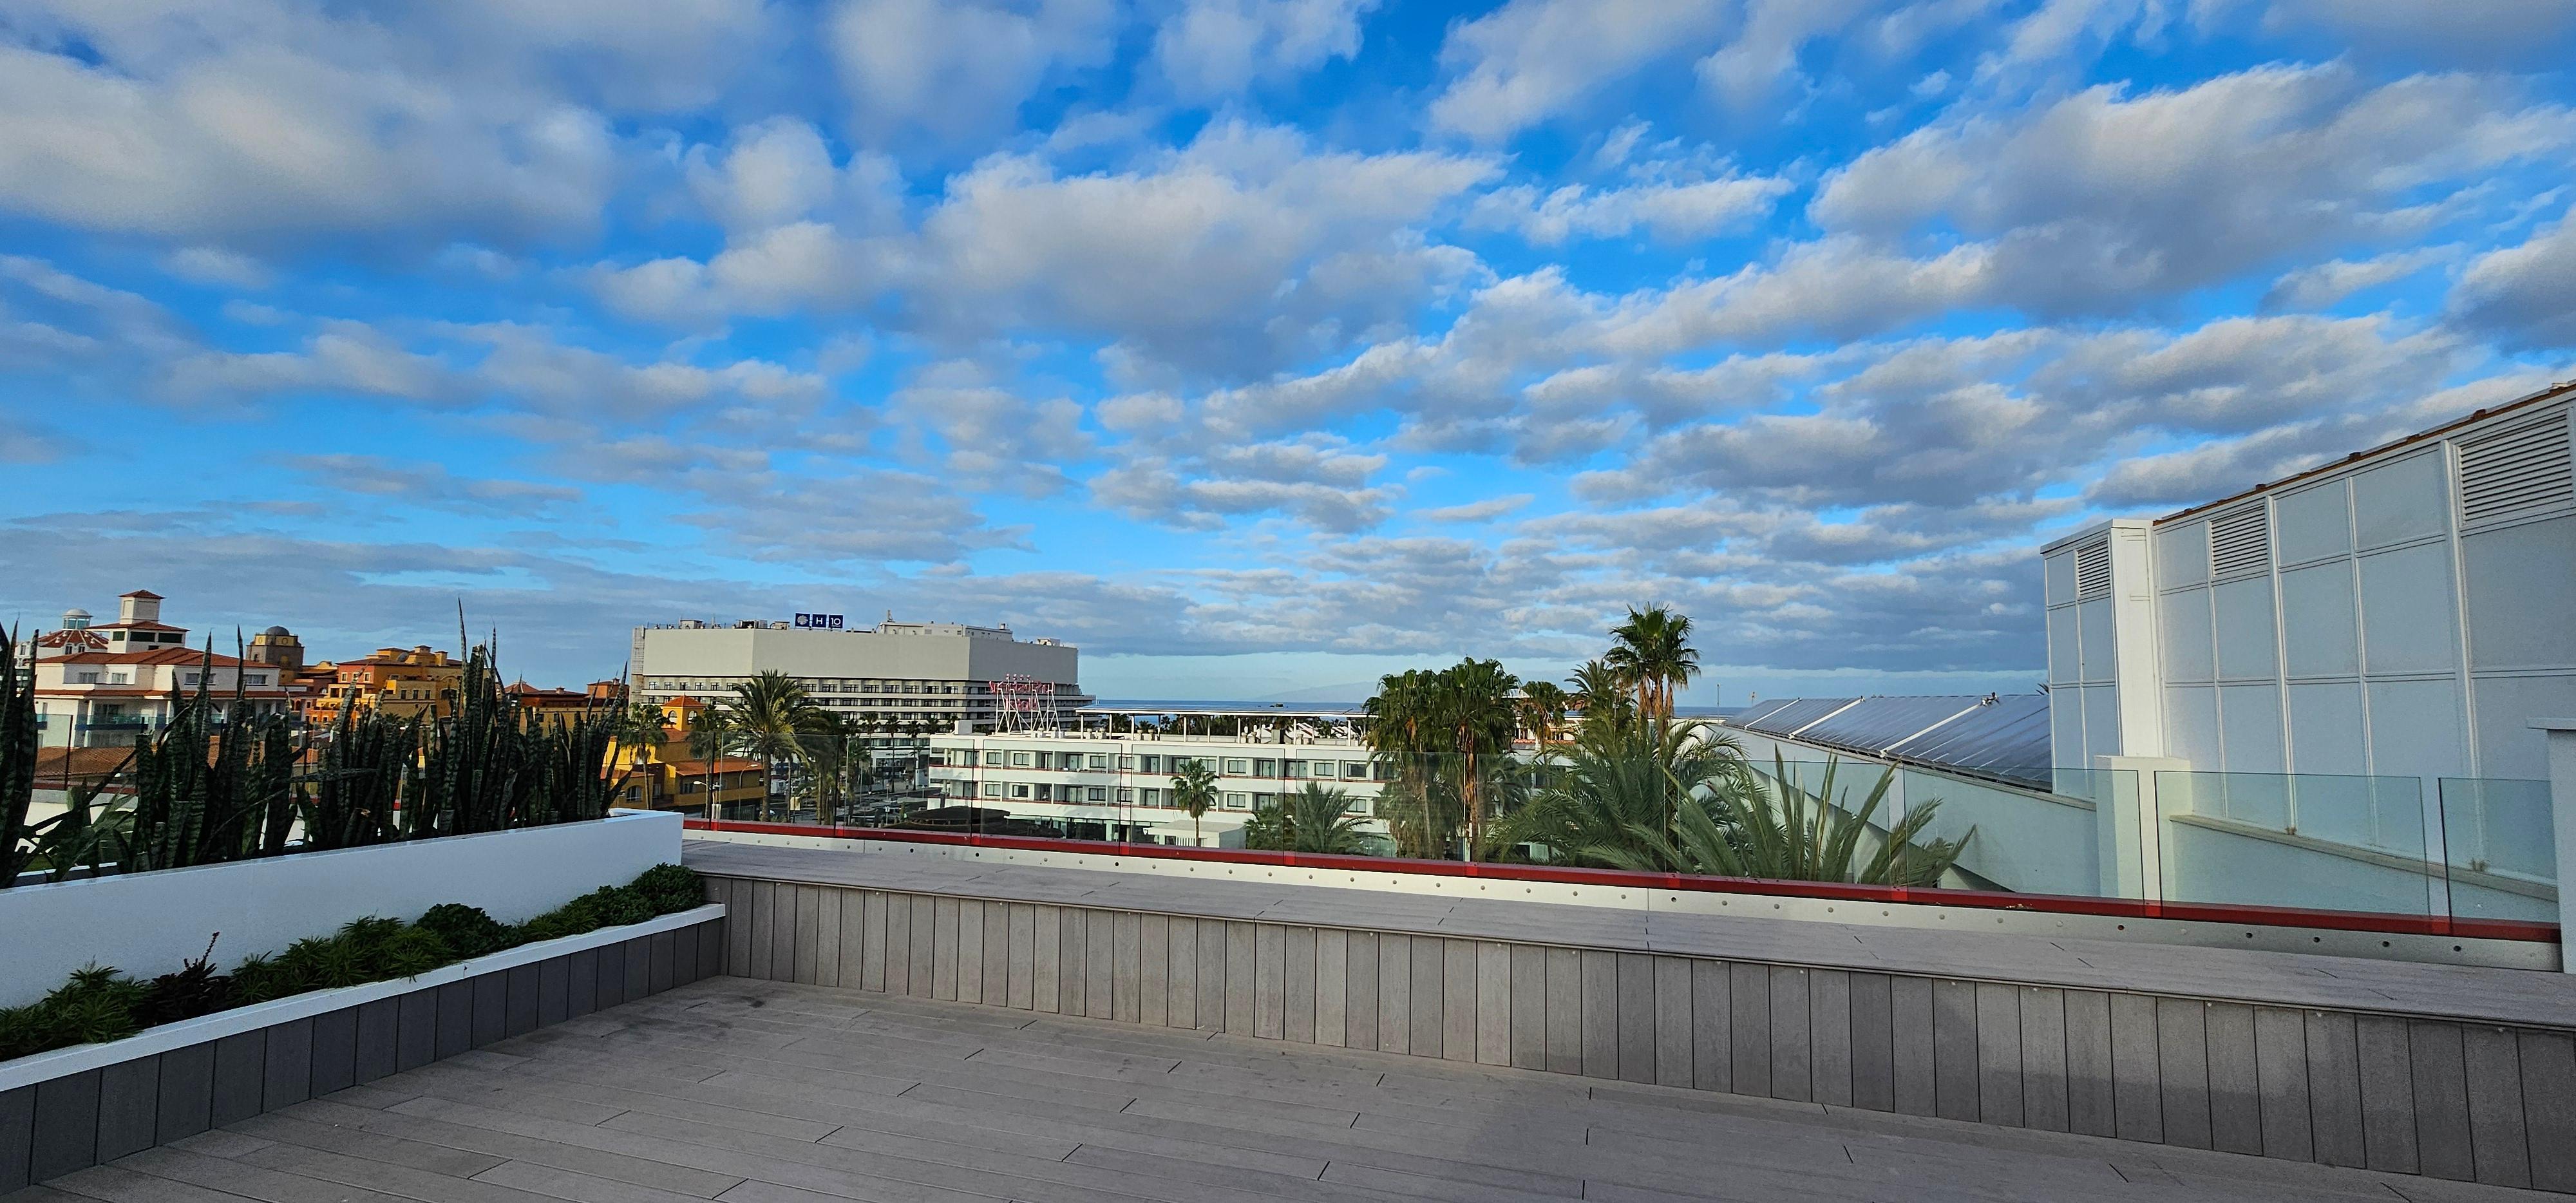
[2074,540,2112,599]
[2458,412,2573,527]
[2208,505,2269,579]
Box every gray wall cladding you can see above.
[0,916,723,1193]
[699,873,2576,1194]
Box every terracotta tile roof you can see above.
[52,648,255,667]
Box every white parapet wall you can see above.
[0,808,683,1007]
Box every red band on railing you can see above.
[682,818,2559,944]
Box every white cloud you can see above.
[1695,0,1870,110]
[1151,0,1380,99]
[2260,248,2450,312]
[1786,64,2573,321]
[1429,0,1736,142]
[2449,205,2576,350]
[0,7,622,246]
[828,0,1120,149]
[161,247,273,289]
[1469,169,1791,245]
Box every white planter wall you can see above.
[0,810,682,1007]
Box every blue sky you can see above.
[3,0,2573,703]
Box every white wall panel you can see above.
[2043,549,2076,606]
[2351,450,2448,549]
[2273,481,2352,565]
[2211,577,2280,681]
[2157,588,2213,683]
[2469,674,2576,781]
[2047,606,2081,686]
[2155,519,2209,589]
[2278,562,2359,678]
[2076,598,2117,683]
[2460,515,2576,672]
[2358,541,2460,677]
[2217,683,2286,773]
[2365,678,2470,781]
[2050,690,2087,767]
[2081,685,2120,763]
[2286,682,2367,775]
[2163,685,2219,768]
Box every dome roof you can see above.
[261,625,291,637]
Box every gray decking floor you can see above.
[7,978,2544,1203]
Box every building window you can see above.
[245,674,267,686]
[1010,752,1032,767]
[109,672,131,685]
[983,750,1003,766]
[1223,759,1249,775]
[1343,762,1368,779]
[1285,760,1310,778]
[75,672,100,684]
[1117,755,1136,771]
[1116,788,1133,803]
[1223,792,1250,810]
[1254,759,1276,777]
[1087,787,1106,802]
[1141,755,1160,773]
[1087,755,1108,770]
[1141,788,1161,806]
[1012,784,1030,799]
[983,782,1002,798]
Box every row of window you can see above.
[961,781,1374,814]
[642,676,974,695]
[954,749,1386,780]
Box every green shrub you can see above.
[227,954,302,1005]
[3,866,703,1065]
[632,863,705,914]
[416,903,510,959]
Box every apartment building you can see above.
[27,591,297,747]
[307,645,464,726]
[925,710,1386,846]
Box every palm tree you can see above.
[1671,753,1971,887]
[604,700,667,801]
[1492,718,1747,871]
[1519,681,1570,748]
[799,712,857,823]
[684,706,733,821]
[1566,659,1635,739]
[1170,759,1220,847]
[721,671,831,822]
[1432,658,1519,861]
[1605,605,1700,718]
[1283,782,1370,854]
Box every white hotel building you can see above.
[629,617,1090,732]
[926,709,1390,846]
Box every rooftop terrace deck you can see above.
[13,974,2535,1203]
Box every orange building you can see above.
[505,681,594,726]
[604,694,766,814]
[307,646,464,726]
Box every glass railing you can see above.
[2438,777,2556,923]
[688,746,2559,929]
[2152,770,2439,916]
